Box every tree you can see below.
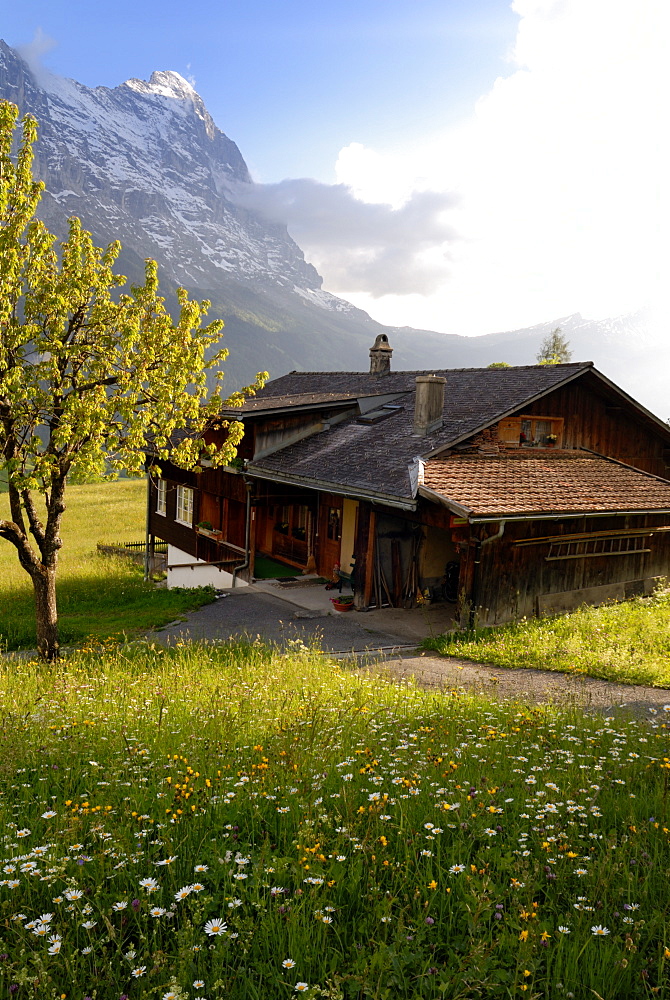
[487,362,511,368]
[0,101,265,660]
[536,327,572,364]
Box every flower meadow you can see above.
[423,588,670,688]
[1,640,669,999]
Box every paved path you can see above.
[368,654,670,721]
[148,587,670,721]
[150,588,415,654]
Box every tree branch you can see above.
[19,488,46,549]
[0,518,42,578]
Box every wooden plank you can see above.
[537,583,625,615]
[355,505,376,608]
[392,539,402,607]
[516,527,667,547]
[545,549,651,561]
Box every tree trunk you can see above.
[32,566,60,661]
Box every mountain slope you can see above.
[0,41,664,417]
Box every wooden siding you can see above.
[148,463,248,561]
[510,374,670,478]
[473,514,670,625]
[253,414,324,459]
[148,476,199,556]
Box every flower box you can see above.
[196,526,222,540]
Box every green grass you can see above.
[0,479,214,651]
[0,642,669,998]
[422,589,670,688]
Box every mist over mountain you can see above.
[0,40,664,419]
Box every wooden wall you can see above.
[148,463,248,558]
[473,513,670,625]
[148,475,198,556]
[517,374,670,478]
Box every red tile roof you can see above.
[422,451,670,518]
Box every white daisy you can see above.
[203,917,227,936]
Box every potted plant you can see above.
[545,433,558,447]
[330,595,355,612]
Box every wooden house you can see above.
[147,335,670,625]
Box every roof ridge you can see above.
[268,361,593,379]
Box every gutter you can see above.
[469,521,506,629]
[232,481,252,587]
[470,508,670,523]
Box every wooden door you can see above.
[318,498,343,578]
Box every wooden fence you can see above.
[97,540,168,574]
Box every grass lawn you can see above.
[422,589,670,689]
[0,478,214,652]
[0,643,669,998]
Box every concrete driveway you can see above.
[150,578,455,654]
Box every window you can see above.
[292,505,309,541]
[274,505,290,534]
[498,416,564,447]
[156,479,167,516]
[327,507,342,541]
[176,486,194,525]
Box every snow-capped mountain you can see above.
[0,41,321,293]
[0,41,665,418]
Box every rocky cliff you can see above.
[0,41,664,418]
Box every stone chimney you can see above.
[369,333,393,375]
[413,375,446,436]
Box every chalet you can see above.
[147,335,670,626]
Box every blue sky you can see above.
[6,0,517,182]
[3,0,666,348]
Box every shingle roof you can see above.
[221,391,361,414]
[252,363,592,406]
[247,363,595,501]
[422,452,670,518]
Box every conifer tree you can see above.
[536,327,572,364]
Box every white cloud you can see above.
[328,0,669,336]
[229,177,458,295]
[16,28,58,89]
[185,62,197,89]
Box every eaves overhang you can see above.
[219,399,359,421]
[417,484,472,519]
[245,464,417,512]
[469,507,670,523]
[219,390,410,422]
[419,480,670,524]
